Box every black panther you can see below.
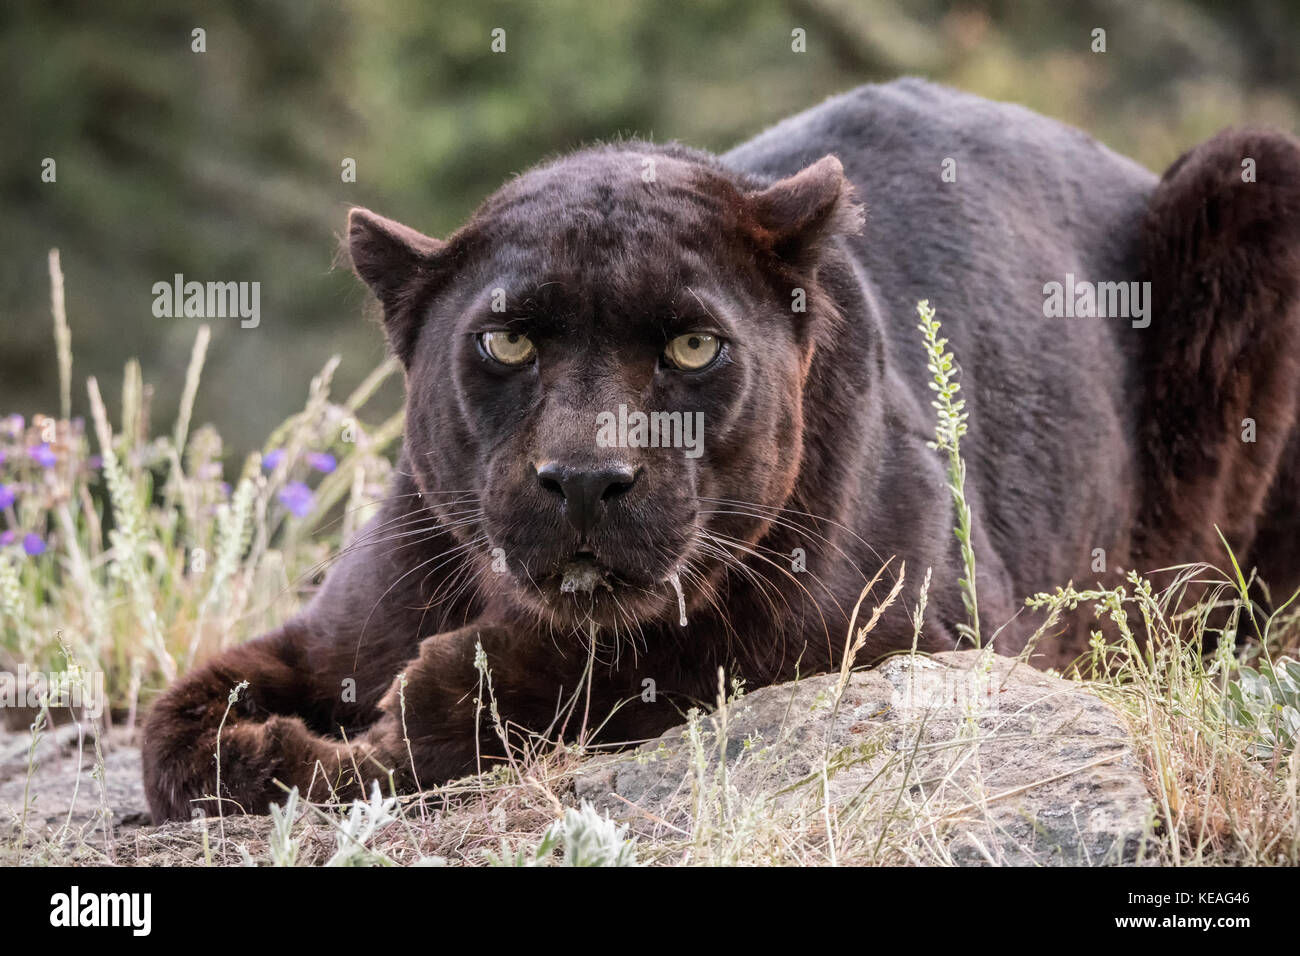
[143,79,1300,821]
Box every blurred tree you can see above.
[1,0,1296,454]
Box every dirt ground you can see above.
[0,723,301,865]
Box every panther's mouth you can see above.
[558,554,613,595]
[523,550,689,628]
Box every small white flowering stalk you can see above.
[915,300,980,646]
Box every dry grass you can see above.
[1054,566,1300,865]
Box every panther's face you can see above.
[348,146,862,631]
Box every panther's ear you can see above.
[347,208,446,301]
[744,155,864,267]
[347,208,448,363]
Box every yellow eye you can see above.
[663,332,721,371]
[480,331,536,366]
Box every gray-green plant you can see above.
[1226,656,1300,755]
[483,800,640,867]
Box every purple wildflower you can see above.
[306,451,337,474]
[28,444,57,468]
[0,485,13,510]
[262,448,286,471]
[278,481,314,518]
[0,530,13,546]
[22,532,45,556]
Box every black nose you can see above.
[535,461,638,536]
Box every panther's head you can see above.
[347,144,862,631]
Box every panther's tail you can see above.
[1135,127,1300,583]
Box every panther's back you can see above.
[726,78,1158,612]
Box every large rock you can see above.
[575,650,1155,865]
[0,650,1156,865]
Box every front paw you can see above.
[214,716,378,814]
[147,716,374,821]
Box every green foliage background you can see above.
[2,0,1298,453]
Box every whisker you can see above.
[353,532,489,666]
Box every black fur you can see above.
[143,80,1300,822]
